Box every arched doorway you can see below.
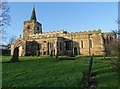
[18,45,23,56]
[74,47,77,55]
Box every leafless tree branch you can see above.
[0,0,11,44]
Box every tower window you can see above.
[27,25,30,29]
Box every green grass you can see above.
[2,56,119,88]
[92,57,119,88]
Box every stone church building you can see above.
[11,7,116,56]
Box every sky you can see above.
[4,2,118,44]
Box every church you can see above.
[11,7,116,56]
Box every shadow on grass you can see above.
[2,56,56,63]
[2,61,22,63]
[59,57,75,60]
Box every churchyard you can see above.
[2,56,119,88]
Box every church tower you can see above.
[23,7,42,40]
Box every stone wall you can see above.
[11,38,26,56]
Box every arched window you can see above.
[110,36,112,41]
[60,42,62,50]
[65,41,71,50]
[37,43,41,50]
[89,39,92,48]
[37,27,39,31]
[81,40,83,48]
[50,42,53,49]
[106,35,109,42]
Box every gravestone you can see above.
[87,56,93,86]
[10,47,19,62]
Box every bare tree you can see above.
[0,0,11,27]
[106,19,120,74]
[0,0,11,44]
[106,38,119,56]
[106,18,120,56]
[105,31,120,75]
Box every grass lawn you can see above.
[2,56,119,88]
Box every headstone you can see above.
[10,47,19,62]
[87,56,93,83]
